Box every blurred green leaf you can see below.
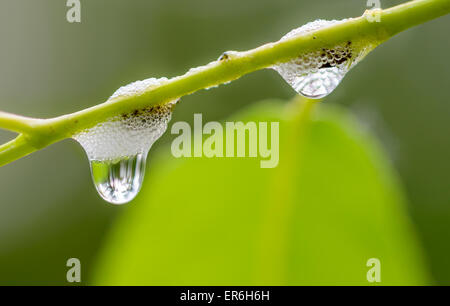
[93,99,429,285]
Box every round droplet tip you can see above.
[90,154,147,205]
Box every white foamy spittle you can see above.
[74,77,177,161]
[272,19,374,99]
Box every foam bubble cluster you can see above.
[273,19,374,98]
[74,78,176,161]
[109,77,169,100]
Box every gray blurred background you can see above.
[0,0,449,284]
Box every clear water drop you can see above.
[273,19,375,99]
[91,153,146,205]
[73,78,177,205]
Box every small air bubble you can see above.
[218,50,239,61]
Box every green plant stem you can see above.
[0,135,37,165]
[0,112,38,134]
[0,0,449,167]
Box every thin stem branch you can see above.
[0,135,37,166]
[0,0,449,167]
[0,111,38,134]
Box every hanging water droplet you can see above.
[90,153,146,205]
[73,78,177,205]
[272,19,376,99]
